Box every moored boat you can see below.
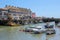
[46,29,56,35]
[57,23,60,27]
[22,26,46,34]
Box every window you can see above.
[0,11,2,15]
[19,15,21,16]
[0,13,2,15]
[13,14,16,16]
[14,17,19,20]
[4,12,7,15]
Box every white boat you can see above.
[45,22,55,28]
[45,22,56,35]
[57,23,60,27]
[46,29,56,35]
[33,26,46,33]
[25,26,46,34]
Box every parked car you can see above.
[46,29,56,35]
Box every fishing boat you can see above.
[57,23,60,27]
[45,22,56,35]
[24,26,46,34]
[46,29,56,35]
[45,22,55,28]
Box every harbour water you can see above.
[0,23,60,40]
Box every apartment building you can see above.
[0,8,8,20]
[0,5,32,20]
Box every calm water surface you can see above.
[0,23,60,40]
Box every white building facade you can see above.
[0,5,32,20]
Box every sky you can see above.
[0,0,60,18]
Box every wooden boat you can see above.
[7,22,17,26]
